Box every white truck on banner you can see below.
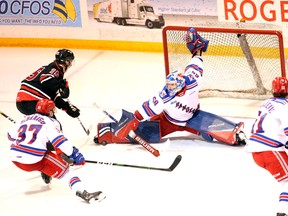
[93,0,165,29]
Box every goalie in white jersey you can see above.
[95,27,247,146]
[245,77,288,216]
[7,99,105,203]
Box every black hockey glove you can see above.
[55,97,80,118]
[59,79,70,98]
[66,104,80,118]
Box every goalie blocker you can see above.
[94,109,246,146]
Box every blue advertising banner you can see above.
[0,0,82,26]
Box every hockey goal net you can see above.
[162,25,287,99]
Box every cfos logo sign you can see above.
[53,0,77,22]
[0,0,81,26]
[0,1,51,15]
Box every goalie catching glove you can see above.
[114,110,144,139]
[184,27,209,55]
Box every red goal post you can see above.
[162,26,287,99]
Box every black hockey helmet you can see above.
[55,49,74,68]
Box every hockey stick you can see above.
[76,117,90,135]
[0,111,16,123]
[100,108,160,157]
[86,155,182,171]
[67,99,90,136]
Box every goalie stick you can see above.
[86,154,182,171]
[99,108,160,157]
[0,111,16,123]
[128,130,160,157]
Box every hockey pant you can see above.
[96,109,242,145]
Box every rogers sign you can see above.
[218,0,288,23]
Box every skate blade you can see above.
[95,192,106,203]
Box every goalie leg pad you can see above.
[97,122,131,144]
[205,122,246,145]
[187,110,238,131]
[97,121,161,144]
[114,109,137,139]
[187,110,244,145]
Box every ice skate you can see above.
[76,190,106,203]
[236,131,247,145]
[41,172,52,184]
[277,213,287,216]
[235,122,247,145]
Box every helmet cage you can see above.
[166,71,185,96]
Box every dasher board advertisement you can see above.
[0,0,82,27]
[217,0,287,24]
[87,0,218,16]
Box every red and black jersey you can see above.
[16,61,65,102]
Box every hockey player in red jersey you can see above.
[16,49,80,118]
[95,27,247,146]
[245,77,288,216]
[8,99,106,203]
[16,49,80,184]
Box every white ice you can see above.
[0,48,280,216]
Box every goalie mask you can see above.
[185,27,209,55]
[272,77,288,97]
[166,71,185,97]
[55,49,75,69]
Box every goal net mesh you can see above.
[162,25,287,99]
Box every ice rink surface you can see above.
[0,48,280,216]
